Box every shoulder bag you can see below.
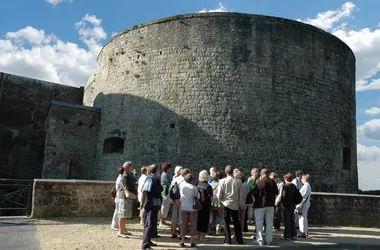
[192,187,203,210]
[121,182,137,200]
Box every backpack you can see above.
[294,189,303,205]
[245,177,256,204]
[169,180,183,200]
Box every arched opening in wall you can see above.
[103,137,125,154]
[343,147,351,170]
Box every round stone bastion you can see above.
[84,13,357,193]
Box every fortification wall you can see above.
[31,181,380,229]
[32,179,115,218]
[83,13,357,193]
[42,101,100,179]
[0,72,84,179]
[309,192,380,227]
[0,72,83,130]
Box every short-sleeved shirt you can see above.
[180,183,199,211]
[143,175,154,192]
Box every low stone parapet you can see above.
[31,179,380,228]
[32,179,115,218]
[309,192,380,227]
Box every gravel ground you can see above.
[35,217,380,250]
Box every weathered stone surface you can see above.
[309,193,380,227]
[32,180,380,228]
[0,72,84,179]
[0,72,83,131]
[31,179,115,218]
[84,13,357,193]
[42,101,100,179]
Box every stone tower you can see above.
[84,13,357,193]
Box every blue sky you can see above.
[1,1,379,190]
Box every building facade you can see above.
[1,13,358,193]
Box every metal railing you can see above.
[0,179,33,216]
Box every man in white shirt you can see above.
[217,165,243,245]
[297,174,312,238]
[291,170,303,190]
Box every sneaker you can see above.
[121,231,132,235]
[179,242,185,247]
[297,233,307,238]
[111,227,119,231]
[224,241,231,245]
[191,243,197,247]
[159,223,169,228]
[252,241,264,246]
[117,233,128,238]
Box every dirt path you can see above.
[35,217,380,250]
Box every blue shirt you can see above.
[143,176,153,192]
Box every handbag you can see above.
[295,194,309,214]
[192,187,203,210]
[110,186,117,199]
[121,182,137,200]
[153,198,162,207]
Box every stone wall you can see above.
[32,181,380,228]
[0,72,84,179]
[309,192,380,228]
[84,13,357,193]
[0,72,83,131]
[0,127,45,179]
[32,179,115,218]
[42,101,100,179]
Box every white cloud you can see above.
[198,2,228,13]
[365,107,380,116]
[75,14,107,51]
[45,0,73,6]
[358,119,380,140]
[6,26,56,45]
[297,2,356,30]
[358,143,380,162]
[357,143,380,190]
[298,2,380,92]
[333,28,380,91]
[0,14,106,87]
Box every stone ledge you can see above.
[312,192,380,198]
[100,12,354,61]
[33,179,114,185]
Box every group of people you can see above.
[111,161,312,249]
